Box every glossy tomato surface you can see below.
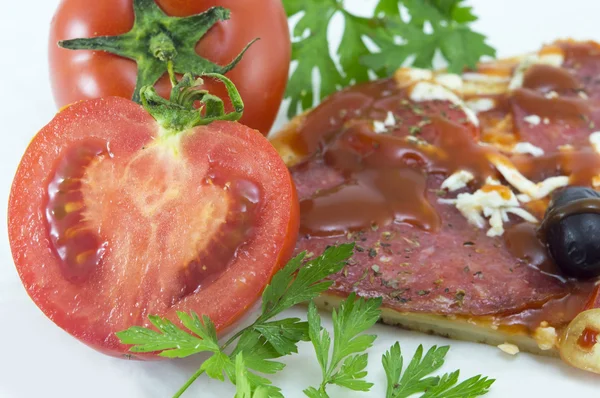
[8,97,299,357]
[49,0,290,134]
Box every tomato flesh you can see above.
[9,97,299,357]
[46,140,111,282]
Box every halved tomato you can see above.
[8,96,299,358]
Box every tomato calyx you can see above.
[58,0,256,103]
[141,70,244,134]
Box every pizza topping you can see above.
[577,327,599,350]
[508,50,565,90]
[523,114,541,125]
[540,187,600,278]
[560,309,600,374]
[590,131,600,153]
[394,67,433,86]
[533,322,558,350]
[434,73,464,91]
[488,154,569,200]
[466,98,496,113]
[439,183,537,237]
[373,111,397,133]
[441,170,475,192]
[409,81,479,126]
[512,142,545,157]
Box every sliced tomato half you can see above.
[8,97,299,358]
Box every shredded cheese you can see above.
[590,131,600,154]
[441,170,475,192]
[497,343,520,355]
[465,98,496,113]
[409,82,479,126]
[462,72,511,83]
[440,154,568,236]
[394,67,433,86]
[509,52,565,90]
[373,121,386,133]
[439,184,538,237]
[373,111,397,133]
[434,73,463,91]
[512,142,545,157]
[524,114,541,126]
[534,323,558,351]
[488,154,569,200]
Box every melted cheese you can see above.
[441,170,475,192]
[439,184,538,237]
[509,51,565,90]
[590,131,600,154]
[373,111,397,133]
[466,98,496,113]
[512,142,545,157]
[488,154,569,200]
[409,82,479,126]
[434,73,463,91]
[524,115,541,125]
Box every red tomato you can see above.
[49,0,291,134]
[8,97,299,358]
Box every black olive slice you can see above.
[540,187,600,279]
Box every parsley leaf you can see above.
[115,312,220,358]
[233,354,271,398]
[285,1,345,117]
[421,372,495,398]
[252,318,310,356]
[304,293,382,396]
[201,351,230,381]
[234,354,253,398]
[283,0,495,117]
[382,342,495,398]
[259,244,355,322]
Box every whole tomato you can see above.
[49,0,291,134]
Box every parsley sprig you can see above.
[283,0,496,117]
[382,343,495,398]
[117,244,354,397]
[304,294,382,397]
[117,244,494,397]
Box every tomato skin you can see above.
[8,97,299,358]
[49,0,291,134]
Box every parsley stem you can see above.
[172,368,206,398]
[171,324,256,398]
[221,327,248,351]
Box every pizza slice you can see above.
[271,40,600,374]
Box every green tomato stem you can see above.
[140,72,244,134]
[58,0,257,104]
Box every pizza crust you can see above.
[313,294,559,357]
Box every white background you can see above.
[1,1,600,397]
